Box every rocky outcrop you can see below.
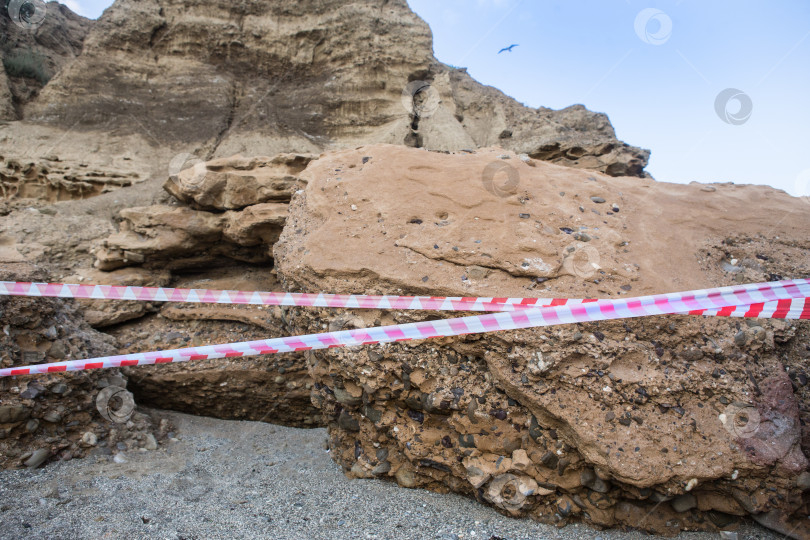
[0,262,169,469]
[0,2,92,118]
[92,203,287,271]
[273,144,810,537]
[1,0,647,197]
[435,72,650,177]
[93,152,312,270]
[82,154,323,426]
[0,148,324,428]
[164,153,314,210]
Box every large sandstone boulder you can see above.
[273,144,810,537]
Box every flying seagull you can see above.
[498,44,519,54]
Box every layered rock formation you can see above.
[93,153,311,270]
[1,1,807,536]
[1,0,648,203]
[0,149,324,427]
[273,144,810,537]
[0,154,142,201]
[0,3,143,200]
[111,265,322,427]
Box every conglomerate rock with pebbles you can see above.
[273,144,810,538]
[0,262,169,470]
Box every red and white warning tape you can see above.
[0,279,808,378]
[2,279,810,313]
[0,280,599,311]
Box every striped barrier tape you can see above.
[2,278,810,312]
[0,280,606,311]
[0,279,808,378]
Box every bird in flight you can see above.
[498,44,519,54]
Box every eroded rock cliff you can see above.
[1,0,648,207]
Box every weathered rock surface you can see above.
[273,144,810,537]
[164,153,314,210]
[62,267,172,327]
[0,155,142,201]
[2,0,647,203]
[1,3,142,201]
[93,152,312,270]
[0,153,323,428]
[0,262,169,469]
[93,202,287,271]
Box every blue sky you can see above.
[64,1,810,197]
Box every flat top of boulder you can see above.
[275,144,809,299]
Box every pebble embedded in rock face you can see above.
[23,448,49,469]
[81,432,98,447]
[797,471,810,491]
[42,411,62,424]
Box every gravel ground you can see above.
[0,410,782,540]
